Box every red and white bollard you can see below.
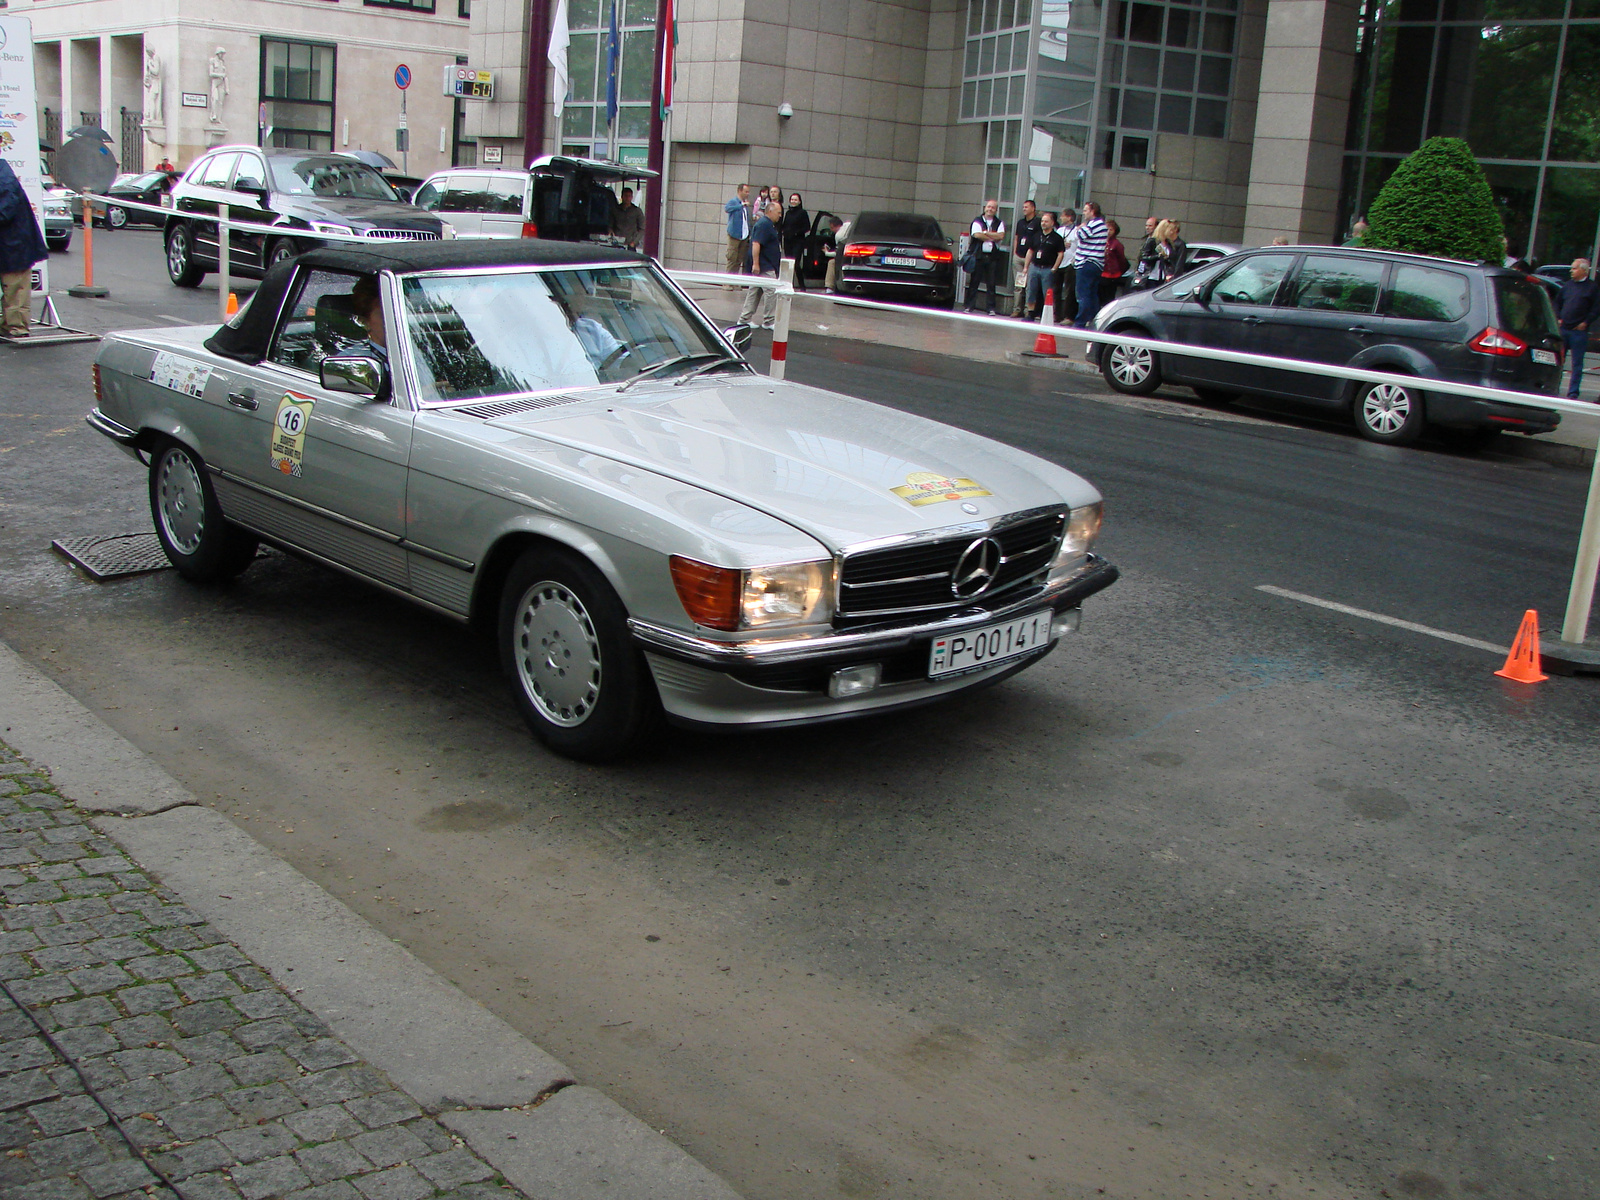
[770,259,794,380]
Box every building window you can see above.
[558,0,657,164]
[960,0,1033,122]
[260,39,336,152]
[365,0,439,11]
[459,0,470,15]
[1099,0,1235,168]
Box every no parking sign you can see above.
[394,64,411,90]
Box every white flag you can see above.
[549,0,570,119]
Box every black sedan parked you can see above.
[837,212,957,306]
[1092,246,1561,445]
[100,170,181,228]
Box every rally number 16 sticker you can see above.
[270,392,315,477]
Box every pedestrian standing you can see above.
[1132,215,1160,288]
[965,198,1006,314]
[0,160,47,339]
[1072,201,1108,328]
[739,201,783,327]
[781,192,810,292]
[1012,199,1041,319]
[1099,219,1128,308]
[1344,218,1368,248]
[1167,221,1191,276]
[612,186,644,250]
[825,214,850,293]
[1557,258,1600,400]
[1025,210,1064,322]
[1054,207,1079,324]
[1153,219,1187,281]
[724,183,752,276]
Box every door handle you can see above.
[1347,325,1371,334]
[1241,316,1264,325]
[227,391,258,411]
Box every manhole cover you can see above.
[52,533,172,581]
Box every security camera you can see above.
[778,103,794,119]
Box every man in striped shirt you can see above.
[1073,202,1109,329]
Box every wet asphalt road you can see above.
[1,231,1598,1200]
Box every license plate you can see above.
[929,612,1053,678]
[1532,348,1557,365]
[883,255,921,267]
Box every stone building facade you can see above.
[17,0,469,177]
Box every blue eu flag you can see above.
[605,2,620,128]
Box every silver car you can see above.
[86,241,1117,760]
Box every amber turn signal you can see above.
[669,556,742,630]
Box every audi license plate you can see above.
[929,611,1052,678]
[883,255,922,267]
[1532,348,1558,365]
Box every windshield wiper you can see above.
[675,355,748,384]
[615,352,725,392]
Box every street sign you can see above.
[394,64,411,90]
[395,129,409,153]
[443,66,495,100]
[397,111,408,130]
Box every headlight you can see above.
[670,557,833,631]
[311,222,355,237]
[1052,502,1103,568]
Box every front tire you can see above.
[106,206,129,230]
[1354,380,1424,445]
[498,547,661,762]
[148,442,258,582]
[166,223,206,288]
[267,238,301,270]
[1101,327,1163,395]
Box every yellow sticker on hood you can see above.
[891,471,993,507]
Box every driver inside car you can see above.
[349,274,388,361]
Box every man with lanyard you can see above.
[1073,200,1108,328]
[1023,210,1064,322]
[1011,199,1040,319]
[965,198,1006,314]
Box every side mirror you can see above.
[722,323,755,352]
[234,181,267,199]
[320,354,386,398]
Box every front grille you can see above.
[837,511,1066,621]
[363,229,441,241]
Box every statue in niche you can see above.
[208,47,229,125]
[142,47,163,127]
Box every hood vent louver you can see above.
[453,394,589,420]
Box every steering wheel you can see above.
[598,343,631,372]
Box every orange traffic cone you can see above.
[1033,330,1057,354]
[1494,609,1548,683]
[225,292,239,316]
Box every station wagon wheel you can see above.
[1100,328,1163,395]
[148,441,259,582]
[499,547,661,762]
[1354,380,1424,445]
[165,223,206,288]
[267,238,300,270]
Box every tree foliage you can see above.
[1362,138,1506,263]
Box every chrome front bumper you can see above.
[629,554,1117,671]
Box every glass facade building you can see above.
[557,0,657,167]
[1342,0,1600,264]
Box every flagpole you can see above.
[606,0,620,162]
[645,0,671,258]
[524,0,553,168]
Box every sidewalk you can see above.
[683,282,1600,466]
[0,644,741,1200]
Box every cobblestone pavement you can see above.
[0,741,523,1200]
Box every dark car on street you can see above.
[163,145,444,288]
[100,170,181,229]
[838,212,957,306]
[1093,246,1562,444]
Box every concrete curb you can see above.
[0,637,744,1199]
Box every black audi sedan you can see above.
[163,145,443,288]
[1092,246,1562,445]
[837,212,957,306]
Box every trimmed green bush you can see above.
[1362,137,1505,263]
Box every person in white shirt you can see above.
[965,199,1007,314]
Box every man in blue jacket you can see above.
[739,201,783,327]
[724,183,751,276]
[1557,258,1600,399]
[0,160,48,338]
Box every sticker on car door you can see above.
[270,392,315,477]
[149,351,213,398]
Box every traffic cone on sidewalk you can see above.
[1494,609,1549,683]
[225,293,239,317]
[1033,287,1057,354]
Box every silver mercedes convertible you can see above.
[87,241,1117,760]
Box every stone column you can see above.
[1240,0,1361,247]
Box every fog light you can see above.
[1051,608,1082,638]
[828,663,882,698]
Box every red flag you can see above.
[660,0,677,119]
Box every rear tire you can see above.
[166,223,206,288]
[498,546,661,762]
[1100,327,1163,395]
[148,441,259,582]
[1353,380,1425,445]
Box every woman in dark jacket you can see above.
[0,160,49,338]
[781,192,811,291]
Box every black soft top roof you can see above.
[205,239,645,364]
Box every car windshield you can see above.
[400,264,727,403]
[1493,276,1558,342]
[271,158,400,201]
[121,172,166,190]
[852,214,944,241]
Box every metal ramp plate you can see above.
[0,325,100,347]
[51,533,171,581]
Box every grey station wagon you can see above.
[86,241,1116,761]
[1093,247,1562,444]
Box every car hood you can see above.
[279,196,441,229]
[478,376,1099,550]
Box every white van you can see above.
[411,170,534,239]
[414,157,659,242]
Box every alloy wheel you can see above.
[1109,344,1152,387]
[513,580,603,727]
[156,448,206,555]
